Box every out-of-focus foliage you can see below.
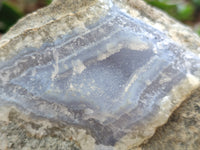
[145,0,200,36]
[0,0,52,33]
[193,0,200,6]
[145,0,195,21]
[0,1,23,33]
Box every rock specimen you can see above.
[0,0,200,149]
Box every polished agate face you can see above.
[0,7,200,146]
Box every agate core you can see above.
[0,0,200,149]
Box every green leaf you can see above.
[192,0,200,7]
[0,1,23,33]
[145,0,195,22]
[45,0,53,5]
[145,0,177,18]
[176,3,195,21]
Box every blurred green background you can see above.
[0,0,200,37]
[145,0,200,35]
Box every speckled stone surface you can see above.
[141,87,200,150]
[0,0,200,150]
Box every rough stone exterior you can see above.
[141,87,200,150]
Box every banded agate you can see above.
[0,0,200,149]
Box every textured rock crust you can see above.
[141,87,200,150]
[118,0,200,55]
[0,0,200,150]
[0,106,95,150]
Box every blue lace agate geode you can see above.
[0,0,200,148]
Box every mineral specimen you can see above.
[0,0,200,149]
